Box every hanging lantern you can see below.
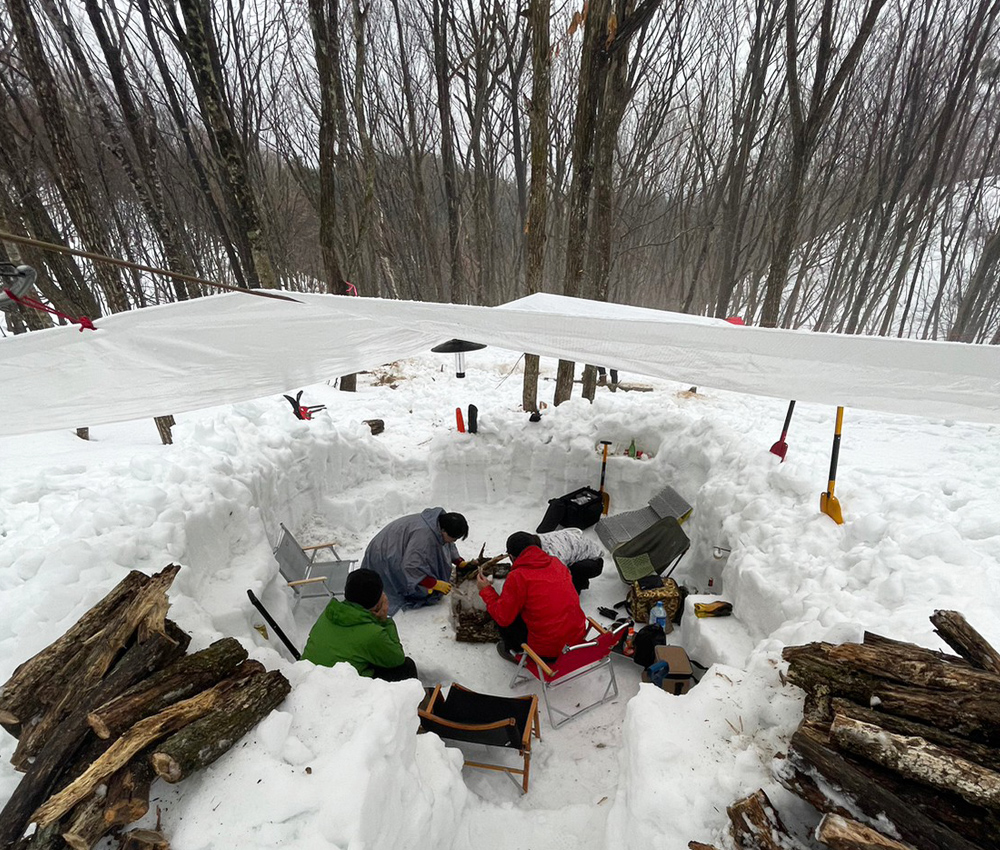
[430,339,487,378]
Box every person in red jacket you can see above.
[477,531,588,663]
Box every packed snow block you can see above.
[595,485,692,552]
[679,594,754,669]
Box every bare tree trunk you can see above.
[174,0,277,290]
[6,0,127,314]
[522,0,551,413]
[432,0,463,302]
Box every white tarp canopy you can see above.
[1,291,998,437]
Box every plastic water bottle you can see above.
[651,601,667,631]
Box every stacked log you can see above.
[688,610,1000,850]
[0,565,291,850]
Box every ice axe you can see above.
[769,400,796,461]
[819,407,845,525]
[598,440,612,515]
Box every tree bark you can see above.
[154,415,175,446]
[104,755,156,827]
[13,565,181,767]
[522,355,540,413]
[726,788,803,850]
[554,360,575,406]
[830,713,1000,812]
[863,631,970,668]
[783,641,1000,742]
[831,698,1000,774]
[784,724,997,850]
[151,667,290,782]
[174,0,277,290]
[929,610,1000,675]
[6,0,128,314]
[32,666,255,828]
[119,829,169,850]
[816,813,918,850]
[0,571,150,732]
[61,794,110,850]
[0,623,189,850]
[581,365,598,401]
[88,637,249,739]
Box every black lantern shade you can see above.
[431,338,487,378]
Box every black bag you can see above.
[536,486,604,533]
[632,624,667,668]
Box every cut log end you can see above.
[119,828,170,850]
[150,753,182,784]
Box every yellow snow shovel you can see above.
[820,407,845,525]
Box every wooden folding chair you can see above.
[509,618,629,729]
[418,683,541,793]
[273,523,355,607]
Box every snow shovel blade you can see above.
[820,491,844,524]
[769,438,788,461]
[769,401,795,461]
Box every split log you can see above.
[151,667,290,783]
[688,843,722,850]
[103,754,156,826]
[816,813,918,850]
[726,788,804,850]
[863,632,970,667]
[783,642,1000,743]
[62,794,109,850]
[13,565,182,766]
[31,663,246,829]
[810,640,1000,694]
[830,713,1000,812]
[783,723,996,850]
[0,624,189,850]
[0,570,150,733]
[832,698,1000,773]
[119,829,169,850]
[88,637,249,739]
[363,419,384,435]
[930,610,1000,675]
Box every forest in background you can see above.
[1,0,999,344]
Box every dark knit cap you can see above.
[345,569,383,609]
[506,531,541,560]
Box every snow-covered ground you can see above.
[1,347,998,849]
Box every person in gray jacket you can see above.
[360,507,469,615]
[537,527,604,592]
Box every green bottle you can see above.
[628,438,637,458]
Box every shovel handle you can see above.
[827,407,844,492]
[780,400,796,436]
[599,440,611,493]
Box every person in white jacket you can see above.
[537,527,604,592]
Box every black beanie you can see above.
[345,569,383,609]
[506,531,541,560]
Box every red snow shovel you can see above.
[598,440,612,515]
[769,400,796,461]
[820,407,845,525]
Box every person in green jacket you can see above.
[301,568,418,681]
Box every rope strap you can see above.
[2,289,96,331]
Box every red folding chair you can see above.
[508,618,629,729]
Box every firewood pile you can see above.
[688,610,1000,850]
[0,565,291,850]
[451,554,508,643]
